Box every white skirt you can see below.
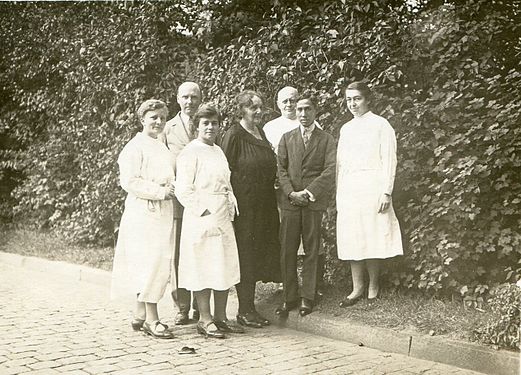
[178,196,240,291]
[111,198,174,302]
[336,170,403,261]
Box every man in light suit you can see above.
[276,93,336,317]
[162,81,201,325]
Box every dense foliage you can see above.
[0,2,195,241]
[1,0,519,299]
[475,283,521,350]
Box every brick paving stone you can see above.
[54,362,86,372]
[116,359,147,369]
[234,359,266,369]
[139,362,174,371]
[34,352,72,362]
[4,357,38,367]
[82,357,122,368]
[57,354,98,366]
[26,359,62,370]
[122,346,149,354]
[172,363,208,372]
[96,349,129,359]
[83,364,122,374]
[6,351,39,360]
[140,353,175,364]
[0,262,487,375]
[21,369,61,375]
[0,365,31,374]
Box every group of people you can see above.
[110,80,403,340]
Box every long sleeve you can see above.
[380,122,397,195]
[174,150,207,217]
[336,127,346,186]
[306,134,337,199]
[277,133,294,197]
[118,144,167,200]
[220,128,238,171]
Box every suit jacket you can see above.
[277,126,336,211]
[161,112,194,219]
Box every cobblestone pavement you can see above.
[0,263,483,375]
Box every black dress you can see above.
[220,123,281,284]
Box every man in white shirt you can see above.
[263,86,300,154]
[162,82,202,325]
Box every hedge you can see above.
[0,0,519,298]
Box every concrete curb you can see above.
[1,251,518,375]
[256,299,519,375]
[0,251,111,287]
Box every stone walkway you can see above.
[0,262,483,374]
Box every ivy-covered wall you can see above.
[1,0,519,298]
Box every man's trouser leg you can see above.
[280,209,302,303]
[300,207,322,301]
[172,217,191,314]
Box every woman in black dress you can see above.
[221,90,281,328]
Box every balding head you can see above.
[276,86,299,120]
[177,82,202,117]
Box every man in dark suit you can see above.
[276,93,336,317]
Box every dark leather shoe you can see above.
[131,318,145,331]
[174,311,190,325]
[367,294,380,304]
[236,312,263,328]
[143,321,174,339]
[196,321,225,339]
[214,319,245,333]
[252,311,270,326]
[275,301,298,318]
[339,294,363,308]
[299,298,313,317]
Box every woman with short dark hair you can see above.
[336,82,403,307]
[176,104,242,338]
[220,90,281,328]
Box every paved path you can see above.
[0,263,483,375]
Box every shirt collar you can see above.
[300,123,315,136]
[179,112,191,126]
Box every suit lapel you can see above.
[174,113,191,144]
[289,129,305,162]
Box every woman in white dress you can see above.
[336,82,403,307]
[175,104,242,339]
[111,99,176,339]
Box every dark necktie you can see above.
[188,118,197,140]
[303,128,312,148]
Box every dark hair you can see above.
[297,91,318,109]
[345,81,373,102]
[137,99,168,120]
[193,103,221,126]
[235,90,264,117]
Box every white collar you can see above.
[300,123,315,135]
[179,112,191,126]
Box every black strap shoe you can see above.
[236,312,263,328]
[339,294,363,308]
[299,298,313,317]
[252,310,270,326]
[275,301,298,318]
[174,311,190,325]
